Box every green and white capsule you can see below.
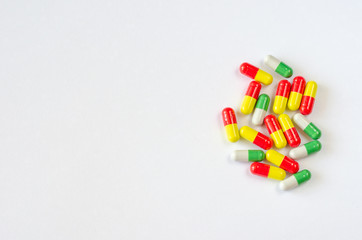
[252,94,270,126]
[293,113,321,140]
[264,55,293,78]
[279,169,311,190]
[230,150,265,162]
[289,141,322,159]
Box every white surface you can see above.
[0,0,362,239]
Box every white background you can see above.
[0,0,361,239]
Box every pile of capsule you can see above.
[222,55,321,191]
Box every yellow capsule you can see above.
[254,70,273,85]
[240,81,261,115]
[287,76,306,111]
[222,108,240,142]
[268,165,286,180]
[273,80,291,115]
[266,149,285,166]
[270,130,287,149]
[273,96,288,114]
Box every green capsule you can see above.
[231,150,265,162]
[293,113,322,140]
[289,140,321,159]
[280,169,311,190]
[252,94,270,125]
[264,55,293,78]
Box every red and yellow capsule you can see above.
[278,114,301,147]
[250,162,286,180]
[266,150,299,174]
[240,62,273,85]
[264,115,287,149]
[273,80,291,115]
[222,108,240,142]
[240,126,273,150]
[287,76,306,111]
[300,81,317,115]
[240,81,261,115]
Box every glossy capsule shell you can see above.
[240,126,273,150]
[240,81,261,115]
[222,108,240,142]
[264,55,293,78]
[289,140,322,159]
[300,81,317,115]
[293,113,321,140]
[278,114,301,147]
[264,115,287,149]
[266,150,299,174]
[273,80,291,115]
[279,169,311,190]
[288,76,306,111]
[230,150,265,162]
[250,162,286,180]
[240,62,273,85]
[252,94,270,125]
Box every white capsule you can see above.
[293,113,309,129]
[252,108,266,126]
[264,55,281,70]
[289,146,308,159]
[279,175,299,190]
[230,150,249,162]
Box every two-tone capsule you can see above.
[240,81,261,115]
[264,55,293,78]
[279,170,311,190]
[273,80,291,115]
[293,113,321,140]
[278,114,301,147]
[266,150,299,174]
[252,94,270,125]
[230,150,265,162]
[222,108,240,142]
[289,140,322,159]
[264,115,287,149]
[250,162,286,180]
[300,81,317,115]
[288,76,306,111]
[240,62,273,85]
[240,126,273,150]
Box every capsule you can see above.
[230,150,265,162]
[239,126,273,150]
[278,114,301,147]
[250,162,286,180]
[289,140,322,159]
[222,108,240,142]
[279,169,311,190]
[240,62,273,85]
[240,81,261,115]
[300,81,317,115]
[273,80,291,115]
[264,115,287,149]
[252,94,270,125]
[293,113,321,140]
[264,55,293,78]
[266,149,299,174]
[287,76,306,111]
